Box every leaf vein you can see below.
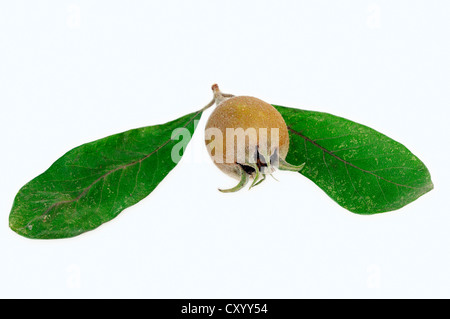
[288,127,422,190]
[23,109,202,230]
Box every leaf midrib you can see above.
[22,110,202,230]
[287,126,425,190]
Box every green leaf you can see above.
[9,110,202,239]
[274,105,433,214]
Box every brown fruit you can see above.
[204,84,304,192]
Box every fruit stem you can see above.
[200,98,215,112]
[200,84,235,112]
[212,84,226,106]
[212,84,234,106]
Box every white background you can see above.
[0,1,449,298]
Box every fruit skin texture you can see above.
[205,95,290,180]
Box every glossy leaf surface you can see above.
[10,110,202,239]
[274,105,433,214]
